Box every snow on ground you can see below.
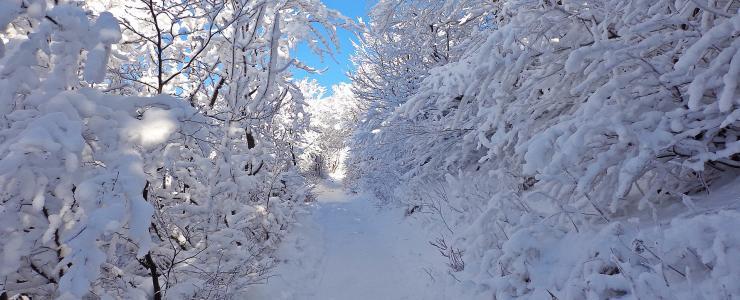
[248,179,447,300]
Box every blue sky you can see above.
[292,1,373,95]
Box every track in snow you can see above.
[249,179,442,300]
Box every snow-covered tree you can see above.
[301,82,361,178]
[102,1,352,298]
[347,0,495,201]
[351,0,740,298]
[0,0,353,298]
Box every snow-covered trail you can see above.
[249,180,443,300]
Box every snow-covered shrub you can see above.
[348,0,496,202]
[398,0,740,214]
[0,4,192,297]
[486,203,740,300]
[351,0,740,298]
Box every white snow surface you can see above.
[249,179,449,300]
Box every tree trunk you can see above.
[145,253,162,300]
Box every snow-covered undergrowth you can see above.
[349,0,740,298]
[404,175,740,299]
[0,1,350,298]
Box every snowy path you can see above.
[249,180,442,300]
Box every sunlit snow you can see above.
[127,108,178,147]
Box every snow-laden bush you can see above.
[488,207,740,299]
[351,0,740,298]
[348,0,496,202]
[399,0,740,214]
[0,4,189,297]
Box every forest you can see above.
[1,0,739,299]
